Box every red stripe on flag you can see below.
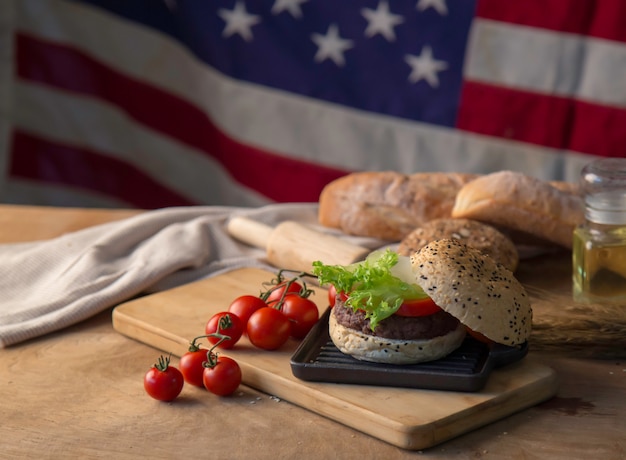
[9,130,195,209]
[476,0,626,43]
[457,81,574,151]
[15,33,349,203]
[458,81,626,158]
[569,100,626,158]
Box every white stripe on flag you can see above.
[579,37,626,107]
[467,18,626,107]
[15,82,270,207]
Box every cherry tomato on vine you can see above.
[246,307,291,350]
[202,356,242,396]
[143,355,184,402]
[178,348,208,387]
[266,280,303,304]
[280,294,319,339]
[228,295,267,326]
[205,312,244,349]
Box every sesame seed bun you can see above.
[410,239,532,346]
[398,218,519,272]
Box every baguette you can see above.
[318,171,478,240]
[451,171,585,248]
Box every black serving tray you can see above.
[290,308,528,392]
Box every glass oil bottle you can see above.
[573,158,626,304]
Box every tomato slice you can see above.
[394,297,441,317]
[465,326,495,345]
[327,284,348,308]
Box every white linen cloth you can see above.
[0,203,384,347]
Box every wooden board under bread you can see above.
[112,267,558,451]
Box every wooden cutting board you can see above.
[112,267,558,451]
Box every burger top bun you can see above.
[410,238,532,346]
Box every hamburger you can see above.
[312,239,532,365]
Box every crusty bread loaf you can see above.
[398,218,519,272]
[318,171,478,241]
[451,171,585,248]
[549,180,581,195]
[411,239,532,346]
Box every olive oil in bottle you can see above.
[573,158,626,304]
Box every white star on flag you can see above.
[311,24,354,67]
[416,0,448,16]
[271,0,308,19]
[362,1,404,42]
[218,1,261,41]
[404,45,448,87]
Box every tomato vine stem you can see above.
[260,269,317,309]
[187,331,233,369]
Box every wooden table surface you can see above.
[0,204,624,460]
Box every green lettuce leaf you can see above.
[312,249,429,330]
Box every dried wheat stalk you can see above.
[526,285,626,358]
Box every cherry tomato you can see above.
[228,295,267,326]
[143,355,184,401]
[205,312,244,349]
[202,356,242,396]
[395,297,442,317]
[246,307,291,350]
[179,349,208,387]
[266,280,303,304]
[327,284,348,307]
[280,294,320,339]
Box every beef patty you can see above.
[332,300,461,340]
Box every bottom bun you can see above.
[328,310,467,365]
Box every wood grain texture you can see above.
[112,268,558,450]
[0,204,140,243]
[0,205,625,458]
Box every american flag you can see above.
[1,0,621,209]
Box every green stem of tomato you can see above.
[154,354,172,372]
[189,333,232,369]
[218,314,233,331]
[205,350,219,368]
[187,338,202,352]
[260,270,317,306]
